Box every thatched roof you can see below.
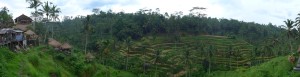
[48,38,61,48]
[25,30,35,35]
[14,14,32,22]
[61,43,72,49]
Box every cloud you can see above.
[1,0,300,25]
[210,0,300,25]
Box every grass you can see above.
[0,46,136,77]
[210,56,300,77]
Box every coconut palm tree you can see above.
[284,19,295,53]
[184,49,192,77]
[139,45,147,75]
[84,15,93,54]
[39,1,51,43]
[124,37,132,71]
[295,13,300,27]
[154,49,161,77]
[50,4,61,38]
[26,0,42,31]
[39,1,51,20]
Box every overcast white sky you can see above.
[1,0,300,25]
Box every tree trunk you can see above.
[143,51,146,75]
[44,16,49,43]
[155,63,158,77]
[85,34,88,55]
[33,8,37,31]
[125,44,129,71]
[52,22,54,38]
[43,22,48,43]
[290,39,293,53]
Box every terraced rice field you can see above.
[119,35,259,75]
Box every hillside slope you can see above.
[210,56,300,77]
[119,35,256,76]
[0,46,135,77]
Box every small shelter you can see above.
[48,38,61,48]
[24,30,37,40]
[24,30,38,46]
[0,28,27,50]
[60,43,72,52]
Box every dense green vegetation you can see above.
[48,9,286,49]
[0,7,14,28]
[2,0,300,76]
[0,46,135,77]
[210,56,300,77]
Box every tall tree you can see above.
[284,19,295,53]
[154,49,161,77]
[26,0,42,31]
[295,13,300,28]
[50,4,61,38]
[39,1,51,43]
[184,49,191,77]
[84,15,93,54]
[124,37,132,71]
[0,7,13,28]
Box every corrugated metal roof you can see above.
[0,28,13,34]
[0,28,23,34]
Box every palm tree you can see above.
[227,45,233,69]
[39,1,51,20]
[84,15,93,54]
[295,13,300,27]
[26,0,42,31]
[184,49,192,77]
[284,19,295,53]
[139,45,147,75]
[206,45,215,76]
[50,4,61,38]
[39,1,51,43]
[124,37,132,71]
[154,49,161,77]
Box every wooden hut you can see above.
[14,14,32,24]
[0,28,27,50]
[0,28,25,45]
[14,14,32,31]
